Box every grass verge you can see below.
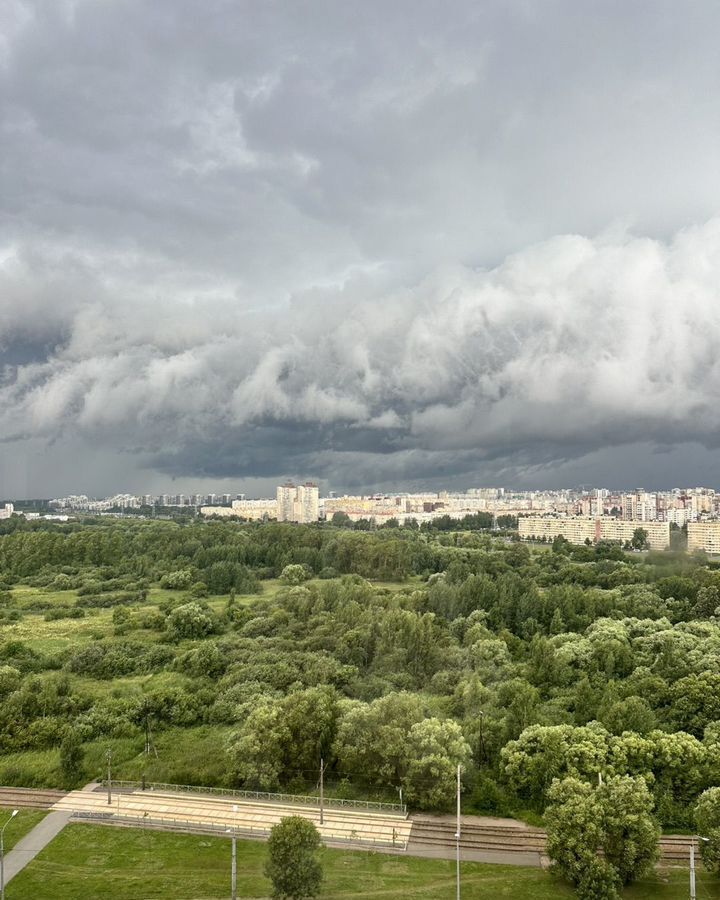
[0,807,47,851]
[7,823,720,899]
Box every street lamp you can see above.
[690,835,710,900]
[456,764,462,900]
[226,804,239,900]
[1,809,19,900]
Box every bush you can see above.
[67,642,174,679]
[59,729,85,788]
[280,564,310,586]
[166,602,220,641]
[265,816,323,899]
[159,569,194,590]
[44,607,86,622]
[695,787,720,874]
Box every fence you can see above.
[102,780,407,816]
[72,810,408,850]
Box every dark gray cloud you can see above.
[2,0,720,496]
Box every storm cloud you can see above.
[2,0,720,495]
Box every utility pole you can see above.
[0,810,18,900]
[319,758,324,826]
[456,764,462,900]
[691,836,710,900]
[231,833,237,900]
[106,748,113,806]
[142,712,150,791]
[690,840,696,900]
[229,804,239,900]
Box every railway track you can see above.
[0,786,66,809]
[408,816,695,865]
[0,787,699,867]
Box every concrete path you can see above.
[3,781,98,885]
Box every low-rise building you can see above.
[201,499,278,521]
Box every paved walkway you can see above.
[3,782,98,885]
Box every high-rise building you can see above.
[294,482,319,524]
[277,483,296,521]
[276,482,320,523]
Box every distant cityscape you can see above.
[4,484,720,552]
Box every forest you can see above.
[0,515,719,837]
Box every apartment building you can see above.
[276,483,296,522]
[519,516,670,550]
[600,518,669,549]
[687,522,720,554]
[294,483,320,524]
[200,499,278,521]
[276,482,320,524]
[519,516,597,545]
[0,503,14,520]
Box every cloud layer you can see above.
[4,222,720,490]
[3,0,720,493]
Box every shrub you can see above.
[166,602,220,641]
[159,569,194,590]
[265,817,323,899]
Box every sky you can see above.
[3,0,720,498]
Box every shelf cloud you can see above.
[2,0,720,494]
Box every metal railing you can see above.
[72,810,408,850]
[102,780,407,816]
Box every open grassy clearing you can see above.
[7,824,719,900]
[1,573,416,659]
[0,806,47,851]
[0,725,235,789]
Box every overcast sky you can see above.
[3,0,720,498]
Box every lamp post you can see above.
[319,759,324,826]
[106,748,113,805]
[226,803,239,900]
[1,809,19,900]
[690,835,710,900]
[455,764,462,900]
[226,827,237,900]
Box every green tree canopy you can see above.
[265,816,323,899]
[545,775,660,898]
[695,787,720,875]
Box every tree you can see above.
[545,775,659,898]
[59,729,84,787]
[601,696,656,735]
[265,816,323,899]
[159,569,194,589]
[501,724,610,806]
[0,664,21,697]
[165,602,218,640]
[694,585,720,618]
[280,564,310,586]
[334,692,425,787]
[694,787,720,874]
[230,700,291,789]
[630,528,649,551]
[402,718,471,809]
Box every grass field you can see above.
[7,824,720,899]
[0,807,46,851]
